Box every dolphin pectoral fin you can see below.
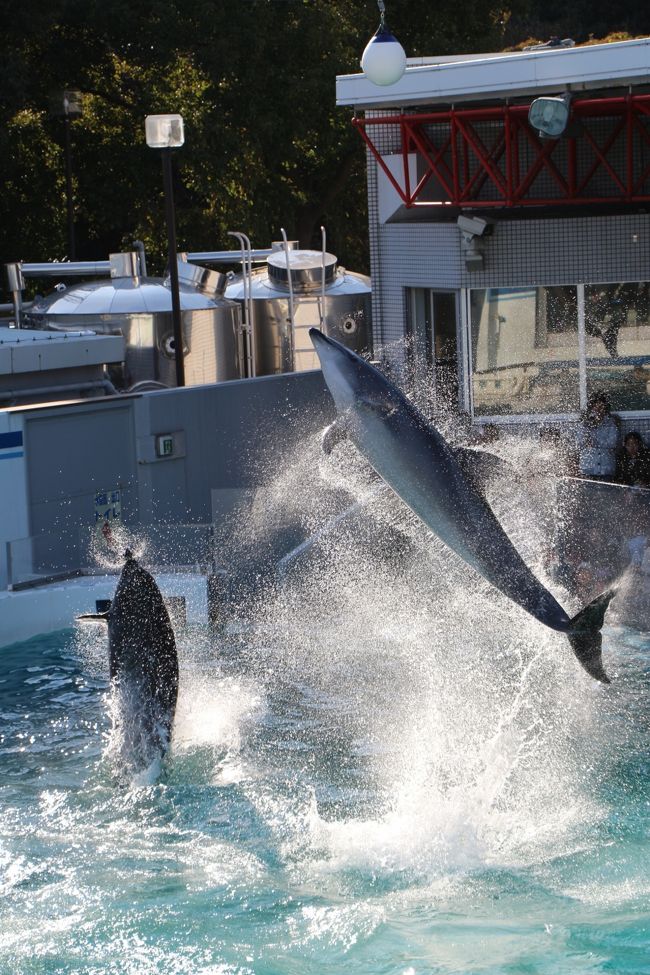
[453,446,510,492]
[77,613,110,623]
[322,418,350,455]
[566,588,617,683]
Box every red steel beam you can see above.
[352,94,650,209]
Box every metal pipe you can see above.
[19,261,112,277]
[280,228,295,371]
[243,236,257,378]
[132,240,148,277]
[228,232,257,378]
[185,249,273,264]
[320,225,327,329]
[11,293,22,328]
[161,148,185,388]
[228,233,251,377]
[5,263,26,328]
[0,301,32,314]
[0,379,118,402]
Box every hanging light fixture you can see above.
[360,0,406,87]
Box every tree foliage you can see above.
[0,0,647,278]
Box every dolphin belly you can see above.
[346,406,572,632]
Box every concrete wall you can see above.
[0,413,30,588]
[0,370,334,589]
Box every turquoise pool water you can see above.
[1,591,649,975]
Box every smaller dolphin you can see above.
[80,551,179,771]
[310,327,615,683]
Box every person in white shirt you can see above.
[576,392,619,480]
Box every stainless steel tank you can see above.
[225,248,371,375]
[25,254,242,388]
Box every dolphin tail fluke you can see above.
[566,588,617,683]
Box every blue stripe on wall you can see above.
[0,431,23,449]
[0,450,24,460]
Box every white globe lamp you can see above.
[361,2,406,86]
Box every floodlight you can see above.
[528,95,571,139]
[145,114,185,149]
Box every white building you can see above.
[337,38,650,428]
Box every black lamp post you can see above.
[50,89,83,259]
[145,113,185,388]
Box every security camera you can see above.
[457,215,490,237]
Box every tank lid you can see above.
[174,258,228,297]
[267,249,338,292]
[28,275,234,317]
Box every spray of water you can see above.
[215,383,632,887]
[75,357,635,885]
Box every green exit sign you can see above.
[156,434,174,458]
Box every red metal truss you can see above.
[352,94,650,209]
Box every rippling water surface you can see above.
[1,610,649,975]
[2,434,650,974]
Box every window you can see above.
[470,286,579,416]
[406,288,459,409]
[585,283,650,412]
[469,282,650,417]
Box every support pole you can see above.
[161,148,185,387]
[63,114,76,260]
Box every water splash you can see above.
[221,403,628,886]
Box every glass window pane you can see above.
[406,288,433,369]
[470,286,579,416]
[585,283,650,411]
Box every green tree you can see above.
[4,0,609,279]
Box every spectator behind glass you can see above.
[616,431,650,487]
[576,392,619,480]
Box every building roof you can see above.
[336,37,650,109]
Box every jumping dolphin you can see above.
[80,551,179,770]
[309,327,615,683]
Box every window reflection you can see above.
[470,286,579,415]
[585,283,650,411]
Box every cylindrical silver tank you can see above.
[25,258,242,388]
[225,249,371,375]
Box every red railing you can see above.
[353,94,650,209]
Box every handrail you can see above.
[280,228,296,370]
[228,232,257,378]
[319,225,327,329]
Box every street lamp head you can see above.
[145,114,185,149]
[360,1,406,86]
[48,89,83,118]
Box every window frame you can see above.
[463,280,650,423]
